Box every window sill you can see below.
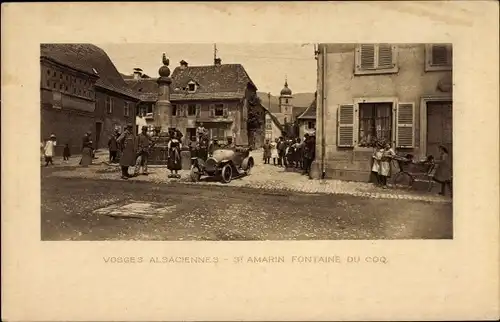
[354,66,399,76]
[425,65,452,72]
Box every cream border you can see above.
[1,1,499,321]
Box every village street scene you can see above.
[41,43,453,241]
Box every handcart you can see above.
[391,155,436,191]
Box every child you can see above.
[263,139,271,164]
[433,145,452,196]
[270,138,278,165]
[63,143,71,161]
[379,142,395,188]
[44,134,57,166]
[371,143,383,186]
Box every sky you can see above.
[97,43,317,96]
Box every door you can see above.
[186,128,196,140]
[426,101,452,161]
[95,122,103,149]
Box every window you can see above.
[73,88,76,94]
[47,69,50,75]
[425,44,452,71]
[214,104,224,116]
[337,100,414,148]
[106,96,113,114]
[187,104,196,116]
[358,103,392,147]
[147,104,154,114]
[172,104,177,116]
[307,121,315,129]
[53,82,56,89]
[46,80,50,87]
[355,44,398,75]
[65,85,68,91]
[60,73,63,79]
[124,102,130,117]
[59,84,63,90]
[188,83,196,92]
[53,71,56,77]
[66,75,69,81]
[285,99,289,104]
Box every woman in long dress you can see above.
[80,131,93,167]
[433,145,452,196]
[167,132,183,178]
[117,125,136,179]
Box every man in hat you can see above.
[108,129,120,163]
[43,134,57,166]
[134,125,152,176]
[117,124,137,179]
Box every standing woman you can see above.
[167,131,182,178]
[80,131,93,167]
[117,124,136,180]
[433,145,452,196]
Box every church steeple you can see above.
[279,77,293,119]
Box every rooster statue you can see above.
[162,53,169,66]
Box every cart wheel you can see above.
[221,164,232,183]
[393,171,413,188]
[190,166,201,182]
[245,159,254,175]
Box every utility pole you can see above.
[213,44,218,63]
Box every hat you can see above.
[126,123,133,129]
[50,134,56,138]
[86,131,91,135]
[142,125,148,130]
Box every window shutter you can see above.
[223,104,229,118]
[209,104,215,117]
[182,104,188,117]
[431,45,450,66]
[360,44,376,70]
[377,44,393,69]
[396,102,414,148]
[196,104,201,117]
[337,104,355,147]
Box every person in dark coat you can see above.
[117,124,136,180]
[108,129,120,163]
[167,131,183,178]
[63,143,71,161]
[302,134,314,175]
[433,145,452,196]
[263,139,271,164]
[134,126,152,176]
[277,137,286,167]
[80,131,93,167]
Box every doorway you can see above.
[426,101,452,161]
[95,122,103,149]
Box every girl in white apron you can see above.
[379,143,396,188]
[270,138,279,165]
[372,143,383,186]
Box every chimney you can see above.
[214,57,222,66]
[179,60,188,69]
[133,68,143,80]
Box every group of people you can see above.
[116,124,184,180]
[371,140,452,196]
[262,134,316,175]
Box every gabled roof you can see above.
[260,103,284,132]
[124,63,258,102]
[292,106,308,120]
[298,95,317,120]
[40,43,140,100]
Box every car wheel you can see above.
[221,164,232,183]
[190,166,201,182]
[246,159,254,175]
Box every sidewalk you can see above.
[47,148,452,204]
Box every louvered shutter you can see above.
[431,45,450,66]
[209,104,215,117]
[182,104,188,117]
[360,44,376,70]
[337,104,355,147]
[396,102,414,148]
[223,104,229,118]
[195,104,201,117]
[377,44,393,69]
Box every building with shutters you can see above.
[297,93,317,138]
[124,58,262,146]
[40,44,140,155]
[311,43,453,181]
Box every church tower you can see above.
[279,78,293,123]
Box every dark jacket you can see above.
[117,131,136,166]
[108,135,119,152]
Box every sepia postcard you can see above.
[2,1,499,321]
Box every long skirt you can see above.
[80,147,93,166]
[168,148,182,171]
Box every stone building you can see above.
[40,44,140,154]
[312,43,453,181]
[125,58,262,146]
[297,94,316,138]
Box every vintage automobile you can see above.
[190,146,254,183]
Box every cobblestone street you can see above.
[46,149,452,204]
[41,149,453,241]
